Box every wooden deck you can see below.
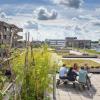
[51,74,100,100]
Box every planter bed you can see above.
[63,55,98,58]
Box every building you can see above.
[14,40,26,48]
[0,21,23,57]
[91,41,99,49]
[65,37,91,49]
[45,39,65,48]
[91,41,100,52]
[31,40,43,48]
[0,21,23,45]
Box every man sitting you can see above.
[59,64,68,79]
[78,66,92,89]
[78,66,87,84]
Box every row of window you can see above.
[3,26,12,32]
[50,43,65,45]
[0,35,7,39]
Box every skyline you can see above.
[0,0,100,41]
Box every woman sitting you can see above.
[67,67,78,87]
[67,67,78,81]
[73,63,79,73]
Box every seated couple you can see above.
[59,64,78,81]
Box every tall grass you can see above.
[11,45,58,100]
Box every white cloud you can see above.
[0,12,7,19]
[0,3,100,41]
[78,15,94,21]
[33,7,58,20]
[24,21,38,29]
[92,21,100,27]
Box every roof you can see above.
[0,21,23,32]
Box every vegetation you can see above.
[83,49,100,55]
[62,59,100,67]
[1,43,100,100]
[10,45,58,100]
[74,48,100,55]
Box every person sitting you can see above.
[59,64,68,79]
[78,66,87,84]
[84,64,92,86]
[84,63,90,73]
[67,67,78,81]
[79,66,92,87]
[78,66,92,89]
[73,63,79,73]
[67,67,78,88]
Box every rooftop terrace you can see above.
[51,74,100,100]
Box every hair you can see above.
[81,66,84,70]
[84,63,88,66]
[73,63,78,70]
[67,67,73,76]
[63,64,66,67]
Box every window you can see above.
[3,26,7,32]
[3,35,7,39]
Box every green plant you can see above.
[11,46,58,100]
[0,91,3,100]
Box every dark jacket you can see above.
[67,71,78,81]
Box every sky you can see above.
[0,0,100,41]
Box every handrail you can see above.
[1,76,19,96]
[1,51,25,65]
[2,83,13,95]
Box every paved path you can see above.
[90,58,100,64]
[55,74,100,100]
[70,50,83,55]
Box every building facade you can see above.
[31,40,43,48]
[0,21,23,45]
[65,37,91,49]
[45,39,65,48]
[91,41,100,52]
[0,21,23,57]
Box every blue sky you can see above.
[0,0,100,41]
[0,0,51,4]
[0,0,100,4]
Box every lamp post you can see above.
[84,41,86,54]
[35,22,40,41]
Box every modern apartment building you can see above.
[45,37,91,49]
[45,39,65,48]
[65,37,91,49]
[0,21,23,45]
[0,21,23,57]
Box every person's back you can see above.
[59,64,68,79]
[78,67,87,83]
[67,67,78,81]
[84,64,90,73]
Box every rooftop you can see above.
[51,74,100,100]
[0,21,23,32]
